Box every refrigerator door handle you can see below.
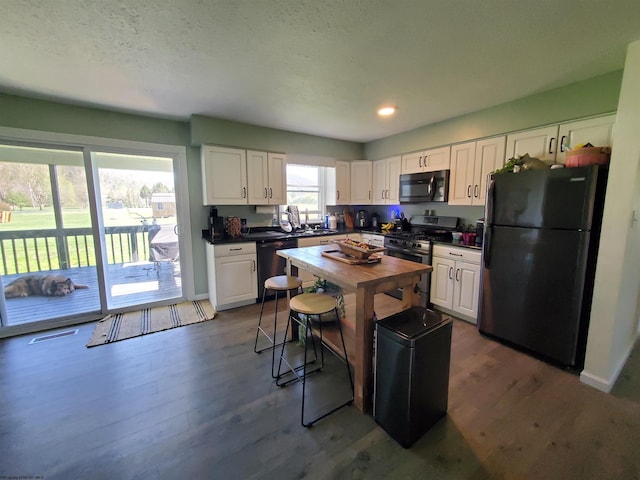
[484,225,492,268]
[486,177,495,225]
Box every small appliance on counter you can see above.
[357,210,370,228]
[208,207,224,239]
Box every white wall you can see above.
[582,39,640,391]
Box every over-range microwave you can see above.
[399,170,450,203]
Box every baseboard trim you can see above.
[580,331,639,392]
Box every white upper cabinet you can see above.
[202,145,247,205]
[372,155,401,204]
[350,161,373,205]
[505,114,615,165]
[505,125,559,164]
[556,114,615,164]
[449,142,477,205]
[449,136,505,206]
[474,136,506,206]
[246,150,286,205]
[336,161,351,204]
[401,146,451,174]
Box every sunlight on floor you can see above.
[112,281,159,296]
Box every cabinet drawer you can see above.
[214,242,257,257]
[432,244,481,264]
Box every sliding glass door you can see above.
[0,144,101,326]
[0,142,185,329]
[93,152,182,309]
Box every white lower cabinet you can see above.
[361,233,385,249]
[206,242,257,311]
[430,244,481,324]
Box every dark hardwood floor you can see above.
[1,297,639,480]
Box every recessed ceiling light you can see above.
[377,106,397,117]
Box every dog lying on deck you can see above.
[3,275,89,298]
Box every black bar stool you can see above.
[276,292,354,427]
[254,275,303,378]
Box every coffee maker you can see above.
[208,207,224,239]
[357,210,370,228]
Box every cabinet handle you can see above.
[230,247,243,251]
[369,190,371,200]
[474,185,479,198]
[467,185,472,198]
[419,156,423,168]
[264,187,268,198]
[548,137,555,155]
[269,187,273,198]
[448,266,453,280]
[448,252,463,257]
[455,268,460,282]
[337,190,340,200]
[252,260,256,271]
[385,189,389,199]
[242,187,247,198]
[560,135,567,152]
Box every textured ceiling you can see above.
[2,1,640,143]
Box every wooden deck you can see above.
[2,261,182,326]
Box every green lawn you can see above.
[0,207,161,230]
[0,207,176,275]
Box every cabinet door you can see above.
[473,136,506,206]
[424,146,451,172]
[449,142,476,205]
[335,161,351,203]
[201,146,247,205]
[453,260,481,321]
[505,125,559,164]
[556,114,615,164]
[372,159,387,204]
[385,155,401,204]
[401,151,424,174]
[246,150,269,205]
[215,254,257,305]
[350,161,373,205]
[267,152,287,204]
[430,256,455,309]
[369,234,385,249]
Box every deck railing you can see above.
[0,226,158,276]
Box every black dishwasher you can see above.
[257,238,298,301]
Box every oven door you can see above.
[384,247,431,307]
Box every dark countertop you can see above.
[433,239,483,251]
[203,228,483,251]
[201,228,361,245]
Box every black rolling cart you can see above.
[373,307,452,448]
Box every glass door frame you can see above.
[0,126,192,337]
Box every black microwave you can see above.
[399,170,450,203]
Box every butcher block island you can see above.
[277,244,432,412]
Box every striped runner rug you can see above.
[86,300,216,347]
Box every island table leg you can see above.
[354,287,375,413]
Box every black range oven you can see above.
[383,215,459,307]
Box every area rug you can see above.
[86,300,216,347]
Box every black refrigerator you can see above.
[478,165,608,369]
